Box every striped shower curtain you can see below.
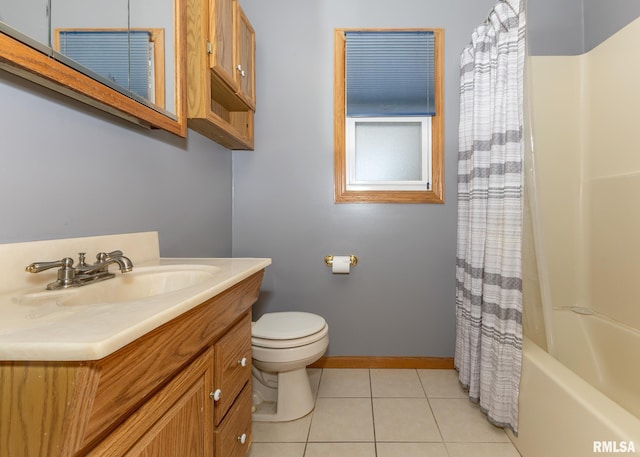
[455,0,526,434]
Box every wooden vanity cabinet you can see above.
[91,314,253,457]
[187,0,256,150]
[0,271,263,457]
[88,347,215,456]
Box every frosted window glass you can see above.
[355,122,422,181]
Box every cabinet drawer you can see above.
[213,384,252,457]
[213,312,252,425]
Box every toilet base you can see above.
[252,367,315,422]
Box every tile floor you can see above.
[248,368,522,457]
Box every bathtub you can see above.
[508,309,640,456]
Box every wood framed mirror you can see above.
[0,0,186,137]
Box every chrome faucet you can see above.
[75,251,133,276]
[26,250,133,290]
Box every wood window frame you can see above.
[334,28,444,204]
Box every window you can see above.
[54,28,166,108]
[347,116,431,191]
[334,29,444,203]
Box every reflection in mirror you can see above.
[0,0,185,136]
[129,0,175,113]
[0,0,50,46]
[50,0,175,114]
[55,29,166,109]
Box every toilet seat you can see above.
[252,325,328,349]
[252,312,328,349]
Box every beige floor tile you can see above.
[373,398,442,442]
[304,442,376,457]
[418,369,467,398]
[249,368,520,457]
[446,442,522,457]
[318,368,371,397]
[252,413,312,443]
[247,442,306,457]
[376,442,449,457]
[308,397,374,442]
[429,399,510,442]
[370,369,426,397]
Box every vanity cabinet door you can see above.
[88,348,214,457]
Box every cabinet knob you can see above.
[237,433,247,444]
[236,65,246,77]
[238,357,248,367]
[210,388,222,402]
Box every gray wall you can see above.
[0,71,233,258]
[233,0,496,357]
[527,0,584,55]
[233,0,640,357]
[583,0,640,52]
[3,0,640,358]
[528,0,640,55]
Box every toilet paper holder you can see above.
[324,255,358,267]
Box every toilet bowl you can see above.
[251,312,329,422]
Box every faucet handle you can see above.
[26,257,74,273]
[25,257,79,290]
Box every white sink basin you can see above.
[15,265,222,307]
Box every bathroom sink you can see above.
[15,264,222,307]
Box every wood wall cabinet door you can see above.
[208,0,255,110]
[209,0,236,90]
[234,3,255,110]
[88,348,214,457]
[187,0,256,150]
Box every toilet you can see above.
[251,311,329,422]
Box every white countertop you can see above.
[0,257,270,361]
[0,233,270,361]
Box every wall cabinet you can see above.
[0,271,264,457]
[187,0,256,150]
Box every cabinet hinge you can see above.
[206,42,213,55]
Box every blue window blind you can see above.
[346,31,435,117]
[58,30,152,100]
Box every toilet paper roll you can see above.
[332,256,351,274]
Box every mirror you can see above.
[0,0,185,136]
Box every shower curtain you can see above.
[455,0,526,434]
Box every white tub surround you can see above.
[515,16,640,457]
[0,232,271,361]
[509,334,640,457]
